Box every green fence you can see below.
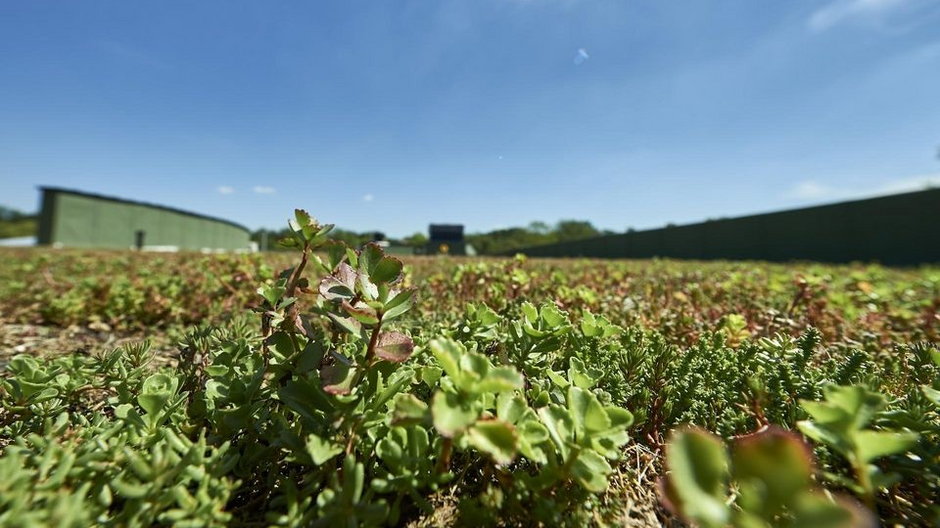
[37,188,251,251]
[512,189,940,266]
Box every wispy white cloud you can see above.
[787,173,940,200]
[362,193,374,202]
[873,173,940,194]
[253,186,276,194]
[789,181,833,199]
[807,0,936,32]
[573,48,590,65]
[216,185,235,195]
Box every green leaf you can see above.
[306,434,343,465]
[431,391,478,437]
[97,484,113,507]
[358,273,379,301]
[293,209,312,232]
[545,369,570,389]
[580,311,599,337]
[382,288,416,321]
[289,209,329,242]
[662,428,731,528]
[31,387,60,404]
[473,366,524,394]
[258,284,286,306]
[458,350,490,382]
[567,386,610,437]
[466,420,518,465]
[345,247,359,267]
[539,304,568,328]
[496,392,527,424]
[359,243,383,275]
[391,393,429,426]
[568,356,599,389]
[324,240,347,270]
[430,339,462,381]
[496,392,548,464]
[371,256,403,284]
[803,385,885,430]
[279,378,335,421]
[111,478,150,499]
[327,313,362,336]
[278,236,300,248]
[342,300,380,325]
[138,373,176,415]
[521,302,539,324]
[538,405,573,459]
[370,367,415,411]
[796,421,847,454]
[343,455,365,503]
[475,304,500,326]
[854,430,919,464]
[921,385,940,408]
[375,430,405,467]
[517,419,550,464]
[604,406,634,430]
[790,493,865,528]
[420,366,443,388]
[570,449,612,492]
[800,400,851,426]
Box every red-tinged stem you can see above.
[436,438,453,475]
[285,242,310,298]
[365,319,383,363]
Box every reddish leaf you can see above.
[318,263,357,301]
[374,332,414,363]
[342,300,380,325]
[321,363,354,395]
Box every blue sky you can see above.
[1,0,939,236]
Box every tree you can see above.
[465,219,606,255]
[527,221,550,235]
[0,205,31,222]
[402,232,428,247]
[554,220,600,241]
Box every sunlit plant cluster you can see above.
[0,209,937,526]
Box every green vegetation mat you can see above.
[0,210,937,527]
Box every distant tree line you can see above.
[0,205,34,222]
[251,227,391,251]
[251,219,611,254]
[466,220,614,255]
[0,205,37,239]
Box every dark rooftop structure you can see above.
[426,224,473,255]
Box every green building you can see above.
[37,187,251,251]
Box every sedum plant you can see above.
[426,338,525,466]
[661,426,869,528]
[0,208,642,526]
[535,384,633,492]
[798,385,920,510]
